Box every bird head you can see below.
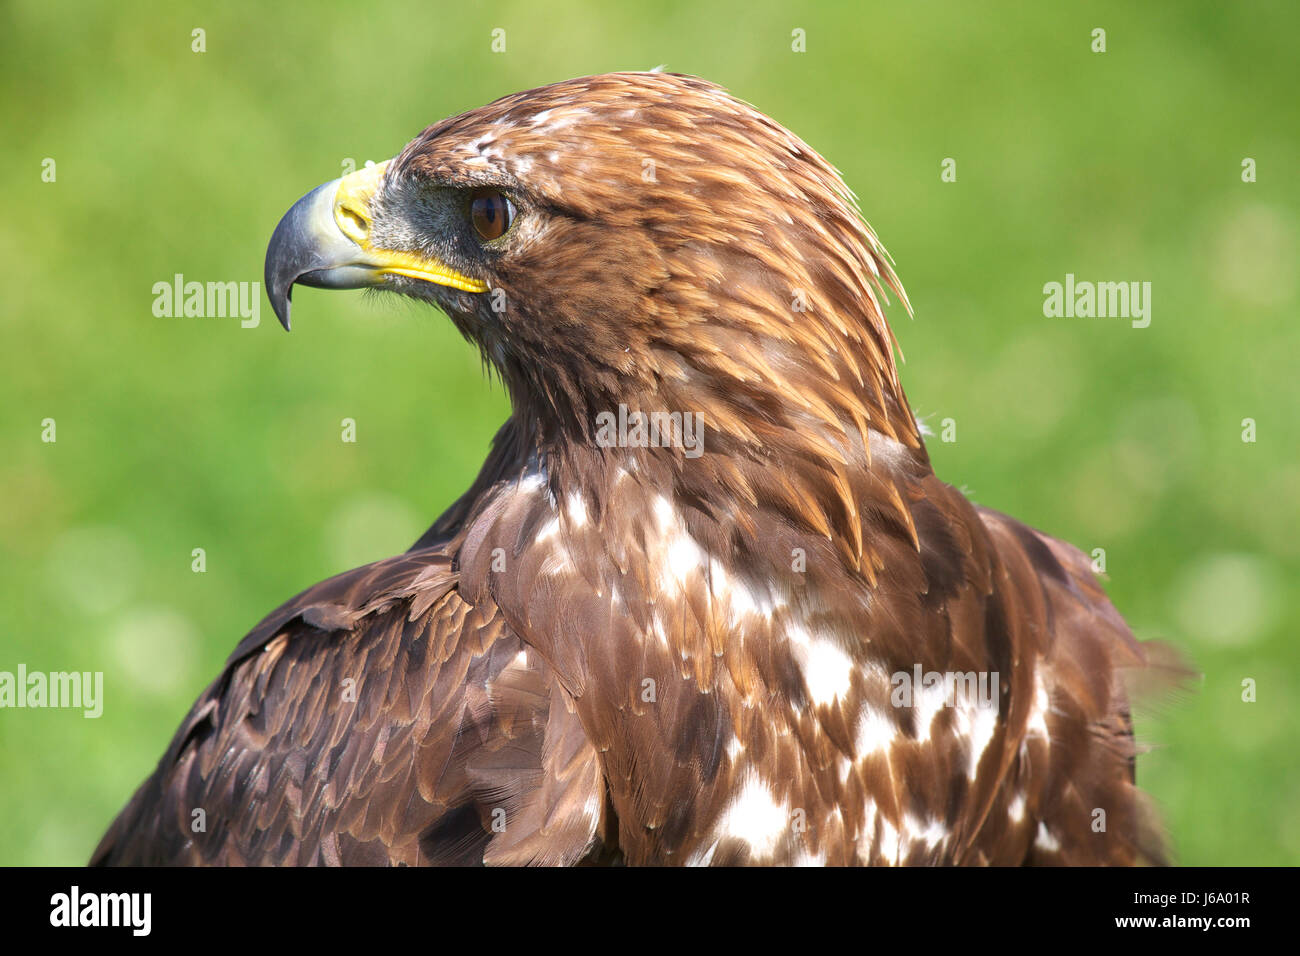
[266,71,921,473]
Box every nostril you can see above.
[337,204,369,242]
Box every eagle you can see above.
[92,71,1170,866]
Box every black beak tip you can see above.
[265,244,294,332]
[270,287,292,332]
[265,227,296,332]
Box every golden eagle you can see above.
[93,72,1171,866]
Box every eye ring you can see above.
[469,189,516,241]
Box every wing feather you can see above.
[90,546,605,866]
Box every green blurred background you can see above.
[1,0,1296,865]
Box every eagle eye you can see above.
[469,190,516,241]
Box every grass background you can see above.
[1,0,1296,865]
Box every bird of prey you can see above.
[93,71,1170,866]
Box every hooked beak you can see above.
[264,160,487,330]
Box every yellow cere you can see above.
[333,159,489,294]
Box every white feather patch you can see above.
[1035,822,1061,853]
[788,625,853,706]
[855,705,897,757]
[713,773,790,859]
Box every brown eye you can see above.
[470,190,516,240]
